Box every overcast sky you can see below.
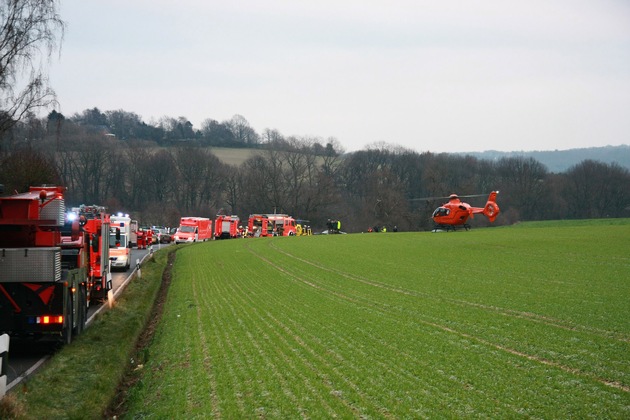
[49,0,630,153]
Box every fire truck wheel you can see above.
[73,285,87,336]
[63,293,73,345]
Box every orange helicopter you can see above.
[416,191,500,231]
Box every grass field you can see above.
[208,147,261,166]
[121,220,630,418]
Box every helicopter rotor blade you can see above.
[409,193,489,202]
[456,194,488,199]
[409,196,449,202]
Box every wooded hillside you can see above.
[1,108,629,231]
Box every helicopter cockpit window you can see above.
[432,207,450,217]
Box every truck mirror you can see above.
[92,234,99,253]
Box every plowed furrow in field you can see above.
[191,278,221,417]
[253,242,629,394]
[228,256,394,417]
[243,245,547,416]
[265,242,630,389]
[270,243,629,344]
[193,269,252,416]
[226,278,356,418]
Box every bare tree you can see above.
[0,146,59,192]
[126,145,159,209]
[200,118,234,146]
[320,137,344,178]
[146,149,178,204]
[563,160,630,218]
[240,151,289,214]
[261,128,284,145]
[228,114,259,145]
[199,151,226,211]
[173,146,221,212]
[341,149,391,200]
[495,156,550,221]
[105,109,144,139]
[281,138,309,214]
[223,165,244,215]
[60,136,115,204]
[0,0,64,138]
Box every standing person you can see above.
[137,229,146,249]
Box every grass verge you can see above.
[0,248,174,419]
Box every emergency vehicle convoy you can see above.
[247,214,297,237]
[109,214,132,270]
[215,215,240,239]
[0,186,108,343]
[173,217,212,243]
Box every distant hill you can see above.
[457,145,630,173]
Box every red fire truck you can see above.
[0,186,94,343]
[173,217,212,243]
[215,215,240,239]
[69,205,111,302]
[247,214,297,237]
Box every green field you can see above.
[122,221,630,418]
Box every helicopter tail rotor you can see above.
[482,191,500,222]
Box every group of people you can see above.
[136,228,153,248]
[326,219,342,234]
[367,225,398,233]
[324,218,401,234]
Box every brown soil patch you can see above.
[104,250,176,418]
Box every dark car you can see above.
[152,227,172,244]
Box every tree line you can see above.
[37,107,266,148]
[1,110,629,232]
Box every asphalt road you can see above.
[4,243,167,392]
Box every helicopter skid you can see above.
[432,223,471,232]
